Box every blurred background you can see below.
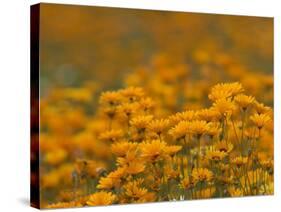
[40,3,273,105]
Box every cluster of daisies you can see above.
[46,82,273,208]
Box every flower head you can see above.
[234,94,255,110]
[192,168,213,184]
[86,191,116,206]
[250,113,271,129]
[228,186,243,197]
[253,101,271,115]
[130,115,153,132]
[212,98,236,117]
[180,177,194,190]
[208,89,232,102]
[206,150,227,162]
[97,167,125,190]
[169,121,191,140]
[121,87,145,102]
[164,145,182,157]
[116,149,139,166]
[75,159,106,178]
[231,156,248,168]
[164,165,180,179]
[147,119,170,135]
[197,108,221,122]
[99,91,123,106]
[124,160,146,175]
[205,122,222,138]
[189,120,209,137]
[138,97,155,112]
[117,103,139,120]
[140,139,167,162]
[111,141,138,157]
[209,82,244,101]
[116,150,146,175]
[169,110,197,125]
[99,129,124,142]
[214,140,233,153]
[123,179,148,200]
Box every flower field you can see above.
[37,4,273,209]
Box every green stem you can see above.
[231,118,240,147]
[197,135,201,168]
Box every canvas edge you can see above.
[30,3,41,209]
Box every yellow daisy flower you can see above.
[180,177,194,189]
[234,94,255,110]
[205,122,222,138]
[197,108,221,122]
[123,179,148,200]
[214,140,233,153]
[228,186,243,197]
[206,150,227,162]
[97,167,125,190]
[209,82,244,101]
[169,120,191,140]
[250,113,271,129]
[169,110,197,125]
[192,168,213,184]
[99,91,123,106]
[86,191,116,206]
[212,98,236,117]
[253,101,271,115]
[164,145,182,157]
[124,160,146,175]
[231,156,248,168]
[189,120,209,137]
[138,97,155,112]
[121,87,145,102]
[130,115,154,132]
[140,139,167,162]
[147,119,170,135]
[99,129,124,142]
[111,141,138,157]
[117,103,139,120]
